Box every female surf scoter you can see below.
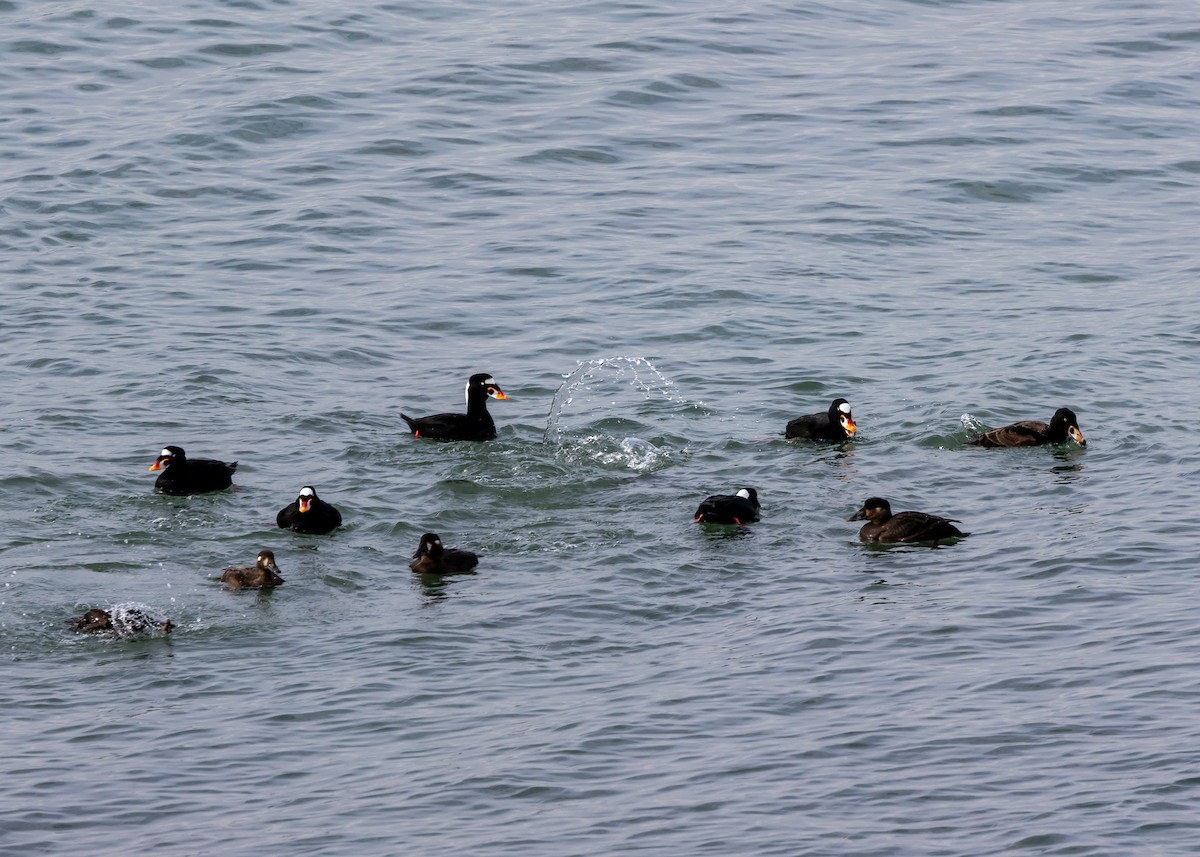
[69,606,174,636]
[401,373,508,441]
[848,497,968,544]
[277,486,342,534]
[219,549,284,589]
[409,532,479,575]
[148,445,237,495]
[785,398,856,442]
[969,407,1086,448]
[694,488,760,525]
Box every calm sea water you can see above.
[3,0,1200,854]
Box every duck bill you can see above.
[848,509,867,521]
[299,497,312,513]
[148,459,164,472]
[1069,426,1086,446]
[490,388,509,400]
[841,416,857,437]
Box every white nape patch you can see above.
[160,448,172,457]
[299,487,315,497]
[736,489,751,499]
[838,402,852,415]
[464,381,471,406]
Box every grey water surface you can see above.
[3,0,1200,854]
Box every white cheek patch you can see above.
[299,487,315,498]
[838,402,852,415]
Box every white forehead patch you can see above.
[484,377,497,386]
[736,489,751,499]
[299,487,315,497]
[160,448,172,457]
[838,402,852,415]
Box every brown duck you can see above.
[409,533,479,575]
[219,549,284,589]
[969,407,1085,448]
[849,497,968,544]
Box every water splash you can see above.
[543,357,706,472]
[959,413,987,434]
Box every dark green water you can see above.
[3,1,1200,854]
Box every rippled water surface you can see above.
[4,0,1200,854]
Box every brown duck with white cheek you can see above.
[409,533,479,575]
[785,398,856,442]
[969,407,1086,448]
[219,550,284,589]
[849,497,968,544]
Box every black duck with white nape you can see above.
[148,445,237,495]
[969,407,1086,448]
[219,550,284,589]
[785,398,856,442]
[409,532,479,575]
[401,373,508,441]
[849,497,968,545]
[277,486,342,534]
[694,488,760,525]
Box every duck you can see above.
[401,373,508,441]
[219,549,284,589]
[694,488,760,525]
[69,606,174,636]
[277,486,342,534]
[148,445,237,495]
[785,398,856,442]
[848,497,968,544]
[409,532,479,575]
[968,407,1086,448]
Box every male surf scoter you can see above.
[219,549,284,589]
[69,606,174,637]
[968,407,1086,448]
[148,445,237,495]
[785,398,856,442]
[409,532,479,575]
[277,486,342,534]
[401,373,508,441]
[848,497,968,544]
[694,488,760,525]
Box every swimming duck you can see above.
[219,549,284,589]
[968,407,1086,448]
[409,532,479,575]
[277,486,342,534]
[785,398,856,442]
[401,373,508,441]
[69,606,174,636]
[148,445,237,495]
[694,488,760,525]
[849,497,968,544]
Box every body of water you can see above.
[3,1,1200,854]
